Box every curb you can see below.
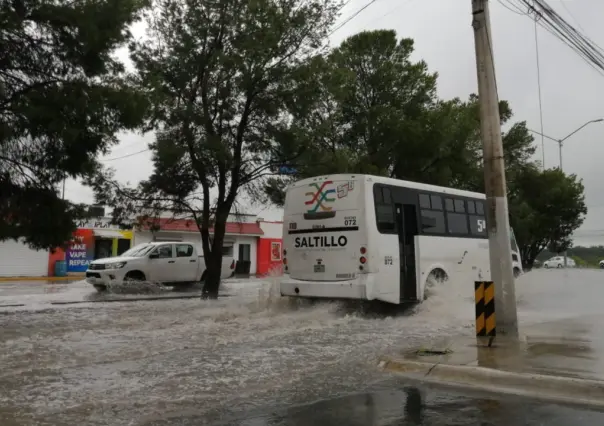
[379,357,604,409]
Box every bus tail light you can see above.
[283,249,287,256]
[360,247,367,254]
[230,260,235,270]
[359,256,366,264]
[283,258,287,265]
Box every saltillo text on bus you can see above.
[280,174,523,305]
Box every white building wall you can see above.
[258,221,283,239]
[0,240,49,277]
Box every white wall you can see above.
[0,240,49,277]
[259,221,283,239]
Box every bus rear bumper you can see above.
[280,278,367,300]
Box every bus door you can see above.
[395,203,418,301]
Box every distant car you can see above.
[599,260,604,269]
[543,256,576,269]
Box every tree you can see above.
[88,0,340,298]
[508,167,587,269]
[264,29,439,203]
[264,31,536,206]
[0,0,148,249]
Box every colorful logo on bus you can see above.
[305,181,336,213]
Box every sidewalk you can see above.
[380,316,604,408]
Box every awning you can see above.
[93,229,126,239]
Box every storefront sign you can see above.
[66,229,95,273]
[75,218,120,230]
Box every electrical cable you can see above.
[101,149,150,162]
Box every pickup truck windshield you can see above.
[120,244,155,258]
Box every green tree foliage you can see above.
[88,0,340,298]
[0,0,148,249]
[508,167,587,269]
[265,30,536,203]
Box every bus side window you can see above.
[419,193,431,209]
[374,185,384,203]
[376,204,396,233]
[420,210,445,234]
[430,195,443,210]
[476,201,485,215]
[445,198,454,212]
[467,201,476,214]
[447,213,469,235]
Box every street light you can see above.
[528,118,604,170]
[528,118,604,268]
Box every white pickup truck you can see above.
[85,241,235,292]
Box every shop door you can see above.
[117,239,131,256]
[94,239,113,260]
[236,244,251,277]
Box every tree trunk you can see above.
[201,250,222,299]
[201,208,229,300]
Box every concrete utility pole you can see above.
[471,0,518,337]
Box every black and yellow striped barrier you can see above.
[475,281,496,337]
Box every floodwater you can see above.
[1,269,603,425]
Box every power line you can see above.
[502,0,604,76]
[328,0,378,36]
[101,148,150,162]
[495,0,526,15]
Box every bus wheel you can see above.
[513,268,521,278]
[424,269,448,300]
[430,268,448,283]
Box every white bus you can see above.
[280,174,523,305]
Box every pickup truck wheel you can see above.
[93,284,107,292]
[124,271,146,282]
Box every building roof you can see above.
[140,218,264,236]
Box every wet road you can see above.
[199,381,604,426]
[1,269,604,425]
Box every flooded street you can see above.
[1,270,604,425]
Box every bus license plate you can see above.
[314,264,325,273]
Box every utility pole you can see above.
[471,0,518,337]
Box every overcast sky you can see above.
[64,0,604,246]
